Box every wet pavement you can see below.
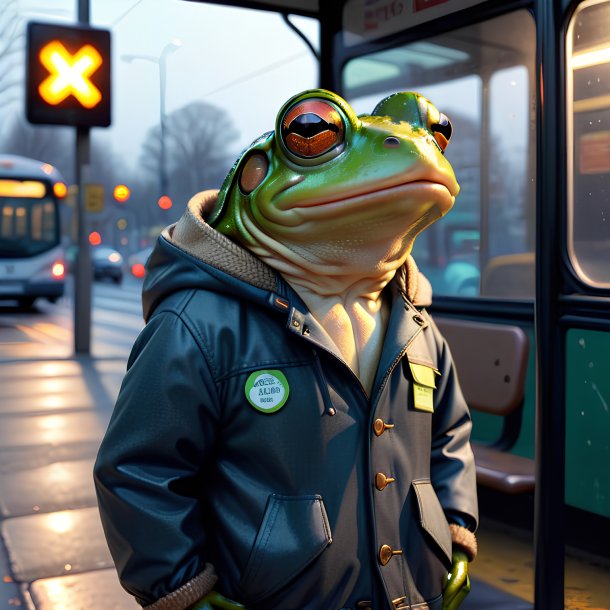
[0,284,144,609]
[0,356,139,609]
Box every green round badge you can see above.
[245,370,290,413]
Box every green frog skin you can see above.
[208,89,459,394]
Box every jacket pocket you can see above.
[238,494,332,603]
[412,480,452,566]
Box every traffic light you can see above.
[88,231,102,246]
[158,195,173,210]
[113,184,130,203]
[26,22,111,127]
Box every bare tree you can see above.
[139,101,239,206]
[0,0,24,116]
[0,114,74,180]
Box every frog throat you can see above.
[171,190,432,307]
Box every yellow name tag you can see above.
[413,383,434,412]
[409,362,439,413]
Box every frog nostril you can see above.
[383,136,400,148]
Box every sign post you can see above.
[26,2,111,354]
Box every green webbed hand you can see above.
[442,550,470,610]
[188,590,246,610]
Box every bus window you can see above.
[567,0,610,288]
[343,10,536,299]
[0,197,59,257]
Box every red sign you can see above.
[413,0,450,11]
[579,131,610,175]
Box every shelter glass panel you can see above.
[343,10,536,299]
[567,0,610,288]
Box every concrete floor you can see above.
[470,520,610,609]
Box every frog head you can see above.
[208,89,459,287]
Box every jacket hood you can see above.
[142,190,432,322]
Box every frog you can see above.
[95,88,477,610]
[195,89,470,610]
[208,88,458,394]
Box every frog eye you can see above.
[281,100,345,159]
[239,152,269,195]
[430,113,452,152]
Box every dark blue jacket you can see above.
[94,202,478,610]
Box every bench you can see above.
[434,317,535,494]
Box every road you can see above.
[0,279,144,609]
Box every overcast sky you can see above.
[14,0,320,174]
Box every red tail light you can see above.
[131,263,146,278]
[52,262,65,279]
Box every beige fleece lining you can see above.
[168,191,277,293]
[143,564,217,609]
[449,524,478,562]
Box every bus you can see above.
[0,154,67,308]
[183,0,610,608]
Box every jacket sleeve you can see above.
[427,315,479,533]
[94,308,220,607]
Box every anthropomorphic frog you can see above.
[94,89,478,610]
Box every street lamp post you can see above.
[122,40,182,199]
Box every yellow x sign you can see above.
[38,41,103,108]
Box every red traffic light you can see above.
[158,195,173,210]
[88,231,102,246]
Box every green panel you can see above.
[566,329,610,518]
[470,409,504,444]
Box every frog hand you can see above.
[442,550,470,610]
[188,590,246,610]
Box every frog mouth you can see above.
[280,180,456,217]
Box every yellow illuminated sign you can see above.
[38,41,103,108]
[85,184,104,213]
[0,180,46,198]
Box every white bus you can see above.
[0,155,67,307]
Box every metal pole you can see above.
[534,0,565,607]
[159,56,167,197]
[74,0,92,354]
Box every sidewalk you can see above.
[0,353,138,609]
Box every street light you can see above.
[122,40,182,198]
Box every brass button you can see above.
[393,597,407,608]
[328,407,336,416]
[378,544,402,566]
[356,603,372,610]
[375,472,396,491]
[292,319,300,328]
[373,418,395,436]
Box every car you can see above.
[91,246,123,284]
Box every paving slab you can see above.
[0,344,72,362]
[0,323,33,344]
[0,411,110,451]
[1,507,113,582]
[0,359,126,380]
[0,459,97,518]
[27,569,138,610]
[0,382,117,416]
[0,441,101,474]
[0,361,124,415]
[1,540,24,608]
